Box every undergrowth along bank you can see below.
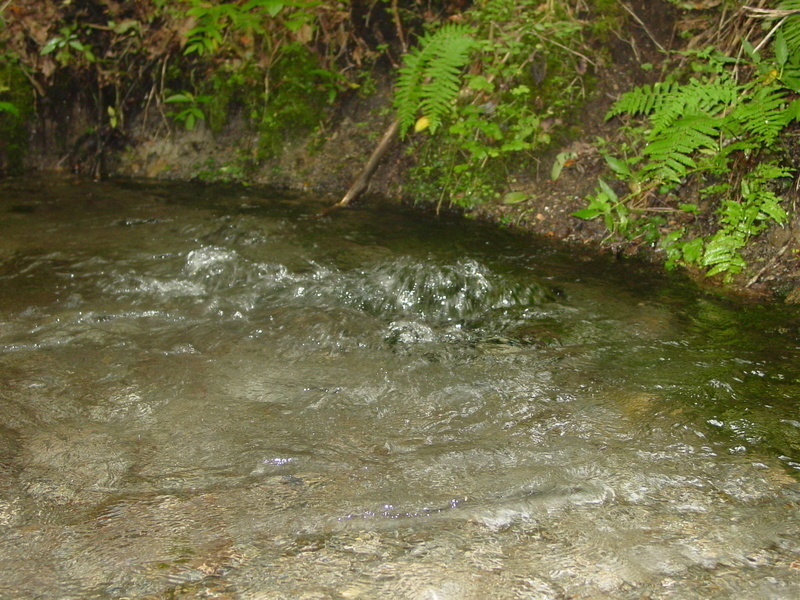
[0,0,436,177]
[0,0,605,189]
[393,0,602,211]
[574,1,800,283]
[3,1,799,290]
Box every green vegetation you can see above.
[2,0,597,190]
[574,3,800,281]
[172,0,343,155]
[395,0,598,209]
[0,0,363,173]
[2,1,800,287]
[0,54,34,175]
[394,22,476,137]
[164,92,212,131]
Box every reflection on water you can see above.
[0,175,799,599]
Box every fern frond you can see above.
[394,23,476,137]
[641,115,720,184]
[419,35,474,131]
[701,231,747,277]
[649,77,737,137]
[778,2,800,56]
[639,156,697,186]
[728,85,792,145]
[647,91,689,137]
[606,81,680,119]
[682,76,739,115]
[395,53,426,137]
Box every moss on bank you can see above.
[0,62,33,175]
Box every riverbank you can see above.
[6,0,800,303]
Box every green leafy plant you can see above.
[699,164,790,278]
[0,82,18,116]
[183,0,318,59]
[40,24,96,65]
[191,157,250,183]
[399,0,593,209]
[605,75,739,189]
[394,22,476,136]
[254,42,344,157]
[0,0,373,178]
[573,178,629,236]
[0,101,17,115]
[175,1,346,154]
[164,92,212,130]
[575,10,800,281]
[0,56,34,175]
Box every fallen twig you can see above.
[746,234,794,288]
[325,118,400,213]
[616,0,666,54]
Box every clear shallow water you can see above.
[0,175,798,599]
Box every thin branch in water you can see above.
[326,118,400,212]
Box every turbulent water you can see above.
[0,176,799,600]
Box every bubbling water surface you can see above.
[0,176,798,599]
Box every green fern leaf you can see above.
[394,23,476,137]
[640,156,696,185]
[606,81,680,120]
[649,78,737,137]
[641,115,720,184]
[758,195,789,224]
[728,85,792,146]
[778,2,800,61]
[647,92,689,137]
[683,76,739,115]
[395,53,426,138]
[701,232,746,277]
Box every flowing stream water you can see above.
[0,175,799,600]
